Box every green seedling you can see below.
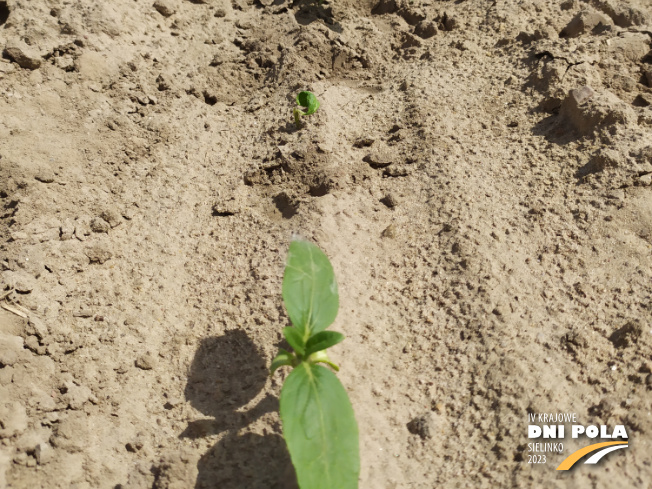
[271,240,359,489]
[293,91,320,129]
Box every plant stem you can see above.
[293,107,302,129]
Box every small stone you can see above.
[126,439,144,452]
[588,148,623,172]
[414,20,437,39]
[163,397,182,410]
[62,383,92,410]
[34,442,53,465]
[34,167,55,183]
[638,173,652,186]
[135,354,156,370]
[441,12,457,31]
[380,193,399,208]
[353,138,375,148]
[85,245,112,264]
[0,402,28,438]
[0,334,24,367]
[99,208,122,228]
[384,165,410,177]
[135,92,150,105]
[74,217,92,240]
[605,189,625,200]
[372,0,398,15]
[24,335,40,353]
[209,53,228,67]
[492,302,511,319]
[73,310,93,318]
[381,224,396,238]
[407,413,435,440]
[3,271,36,293]
[363,149,395,168]
[560,87,633,135]
[90,217,110,233]
[60,219,75,241]
[26,317,48,339]
[13,452,28,465]
[4,42,42,70]
[560,9,612,38]
[153,0,176,17]
[122,208,135,221]
[211,203,236,217]
[607,33,650,62]
[562,329,589,355]
[235,20,253,29]
[611,7,650,27]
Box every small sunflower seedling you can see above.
[293,91,320,129]
[271,240,360,489]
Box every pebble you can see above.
[3,42,42,70]
[90,217,110,233]
[99,208,122,228]
[407,413,435,440]
[153,0,176,17]
[588,148,622,172]
[0,401,28,438]
[381,224,396,238]
[560,9,612,38]
[638,173,652,186]
[384,165,410,177]
[85,244,112,264]
[26,317,48,339]
[126,439,144,452]
[3,270,36,293]
[0,334,24,367]
[380,193,399,208]
[34,167,55,183]
[135,354,156,370]
[34,442,53,465]
[61,382,92,410]
[605,189,625,200]
[24,335,41,353]
[60,219,75,241]
[414,20,437,40]
[163,397,182,410]
[363,149,395,168]
[73,310,93,318]
[560,86,633,135]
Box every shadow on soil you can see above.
[182,330,298,489]
[531,113,581,146]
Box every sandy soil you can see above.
[1,0,651,487]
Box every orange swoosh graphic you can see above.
[556,441,628,470]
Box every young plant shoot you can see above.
[293,91,320,129]
[271,240,360,489]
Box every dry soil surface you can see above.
[0,0,651,488]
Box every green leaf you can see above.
[282,240,339,339]
[280,363,359,489]
[283,327,306,356]
[270,349,296,376]
[296,91,320,115]
[305,331,345,357]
